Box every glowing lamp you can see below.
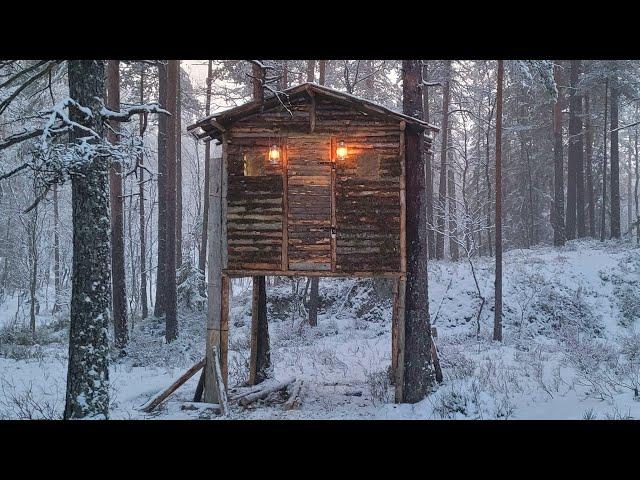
[336,141,348,161]
[268,144,280,163]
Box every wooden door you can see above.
[286,135,333,271]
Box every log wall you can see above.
[223,97,406,276]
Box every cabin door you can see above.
[286,135,334,271]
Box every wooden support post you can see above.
[390,277,400,383]
[330,136,337,272]
[249,276,270,385]
[204,139,224,403]
[394,277,406,403]
[281,141,289,271]
[221,274,229,387]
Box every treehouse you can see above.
[187,82,438,403]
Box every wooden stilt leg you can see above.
[390,277,400,384]
[249,276,269,386]
[249,277,260,385]
[394,277,406,403]
[221,275,229,388]
[204,152,223,404]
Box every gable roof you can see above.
[187,82,439,140]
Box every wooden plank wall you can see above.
[224,97,404,275]
[286,135,332,271]
[226,138,283,271]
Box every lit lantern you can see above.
[268,144,280,163]
[336,141,348,161]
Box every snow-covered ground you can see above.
[2,239,640,419]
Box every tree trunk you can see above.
[601,79,609,241]
[635,107,639,243]
[447,139,459,261]
[422,60,436,260]
[164,60,179,342]
[400,59,434,403]
[306,60,315,83]
[139,65,148,320]
[52,183,62,314]
[308,277,319,327]
[318,60,326,86]
[610,72,621,239]
[28,198,38,335]
[199,60,213,275]
[249,276,271,385]
[64,60,111,420]
[154,61,168,317]
[436,60,452,259]
[107,59,128,350]
[584,94,596,237]
[176,62,183,268]
[249,61,270,381]
[493,60,504,342]
[628,143,633,234]
[566,60,581,240]
[552,62,566,246]
[573,61,586,238]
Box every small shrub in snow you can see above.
[0,377,62,420]
[365,370,392,405]
[176,262,206,311]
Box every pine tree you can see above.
[107,59,128,350]
[493,59,504,342]
[64,60,111,419]
[552,62,566,246]
[400,59,434,402]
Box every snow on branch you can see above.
[100,102,169,121]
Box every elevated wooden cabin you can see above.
[189,82,438,278]
[187,82,438,401]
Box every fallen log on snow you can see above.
[283,379,304,411]
[180,402,221,412]
[141,358,206,413]
[238,377,296,407]
[431,338,443,383]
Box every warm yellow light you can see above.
[269,144,280,163]
[336,141,348,160]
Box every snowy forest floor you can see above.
[2,239,640,419]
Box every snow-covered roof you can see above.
[187,82,439,140]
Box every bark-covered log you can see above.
[552,62,566,246]
[154,61,168,318]
[64,60,111,420]
[140,358,205,413]
[610,72,621,239]
[239,377,295,406]
[493,60,504,342]
[107,59,128,350]
[249,276,271,385]
[164,60,178,342]
[400,59,434,403]
[435,60,451,260]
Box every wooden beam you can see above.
[141,358,206,413]
[330,136,337,272]
[204,139,224,403]
[221,275,229,387]
[394,277,406,403]
[390,277,400,382]
[224,269,404,278]
[239,377,296,407]
[281,140,289,270]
